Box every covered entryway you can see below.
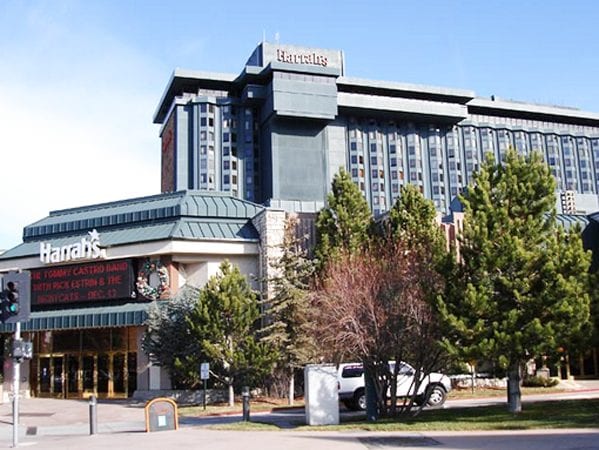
[32,328,137,399]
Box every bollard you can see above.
[242,386,250,421]
[89,395,98,435]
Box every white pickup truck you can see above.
[337,362,451,410]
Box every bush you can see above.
[522,375,559,388]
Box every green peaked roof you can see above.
[1,191,264,260]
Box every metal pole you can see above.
[12,322,21,448]
[242,386,250,421]
[89,395,97,435]
[203,379,207,410]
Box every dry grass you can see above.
[179,396,305,417]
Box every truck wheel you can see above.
[425,384,447,407]
[354,388,367,411]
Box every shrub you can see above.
[522,375,559,388]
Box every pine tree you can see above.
[387,184,447,263]
[142,285,202,389]
[261,215,317,404]
[186,261,276,406]
[314,168,373,270]
[439,149,591,413]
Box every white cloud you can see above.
[0,3,164,250]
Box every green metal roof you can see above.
[555,213,589,231]
[0,191,264,260]
[0,302,151,332]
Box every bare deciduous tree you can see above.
[311,238,446,417]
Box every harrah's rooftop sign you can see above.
[276,48,328,67]
[40,229,107,264]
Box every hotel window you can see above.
[392,183,399,193]
[351,155,358,164]
[390,157,397,167]
[223,146,230,156]
[209,118,214,127]
[372,183,379,192]
[223,175,230,184]
[223,132,230,142]
[350,142,357,151]
[200,131,207,140]
[371,156,377,165]
[371,169,378,178]
[391,171,398,180]
[201,145,207,155]
[352,168,358,177]
[370,143,377,153]
[359,155,364,164]
[200,117,207,127]
[200,104,207,113]
[224,161,230,170]
[389,144,396,154]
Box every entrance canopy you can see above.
[0,302,150,332]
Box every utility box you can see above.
[304,364,339,426]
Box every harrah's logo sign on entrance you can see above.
[40,229,107,264]
[276,49,328,67]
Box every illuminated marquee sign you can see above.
[31,259,134,306]
[276,49,328,67]
[40,229,106,264]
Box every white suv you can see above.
[337,362,451,410]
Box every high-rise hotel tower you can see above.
[155,42,599,216]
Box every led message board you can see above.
[31,259,134,306]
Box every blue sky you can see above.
[1,0,599,250]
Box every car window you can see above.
[341,366,364,378]
[398,363,414,375]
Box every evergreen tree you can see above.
[261,214,317,404]
[387,184,447,263]
[439,149,591,413]
[314,168,373,269]
[142,285,202,389]
[186,261,276,406]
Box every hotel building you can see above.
[1,42,598,399]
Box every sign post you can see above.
[200,362,210,410]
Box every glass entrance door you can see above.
[66,355,79,398]
[82,355,96,396]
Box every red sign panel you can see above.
[31,259,134,306]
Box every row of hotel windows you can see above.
[346,121,599,214]
[191,101,261,201]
